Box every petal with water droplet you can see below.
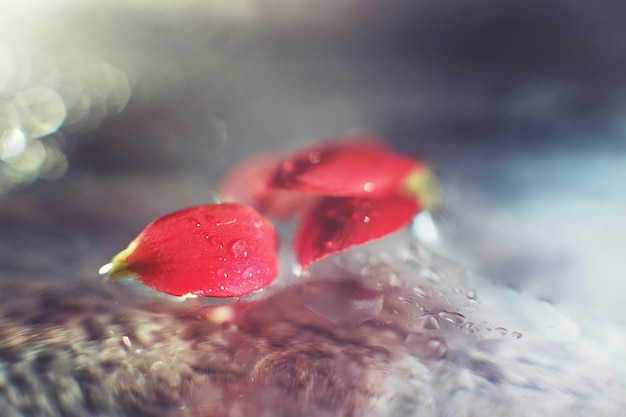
[102,203,279,297]
[295,196,420,268]
[270,137,426,199]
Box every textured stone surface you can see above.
[0,277,428,417]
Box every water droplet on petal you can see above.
[217,269,229,279]
[216,218,237,226]
[209,236,224,249]
[512,331,523,339]
[230,239,250,258]
[323,240,338,251]
[405,334,447,360]
[363,182,375,192]
[495,327,508,336]
[241,267,255,280]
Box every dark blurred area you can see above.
[26,0,626,174]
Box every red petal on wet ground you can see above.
[270,138,423,198]
[104,203,279,298]
[294,196,421,268]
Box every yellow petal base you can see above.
[403,166,439,211]
[103,241,139,281]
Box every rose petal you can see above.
[270,137,423,198]
[103,203,279,298]
[294,196,420,268]
[220,152,318,218]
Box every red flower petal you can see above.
[220,152,319,218]
[270,137,423,198]
[294,196,420,268]
[103,203,279,298]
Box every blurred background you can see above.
[0,0,625,401]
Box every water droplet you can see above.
[495,327,508,336]
[323,240,338,251]
[98,262,113,275]
[352,211,372,223]
[189,218,201,227]
[418,313,440,330]
[229,239,249,258]
[217,269,228,279]
[412,286,427,298]
[363,182,375,192]
[301,281,384,327]
[512,331,523,339]
[209,236,224,249]
[241,267,255,280]
[466,290,478,302]
[398,295,416,304]
[405,334,447,360]
[216,218,237,226]
[438,311,465,325]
